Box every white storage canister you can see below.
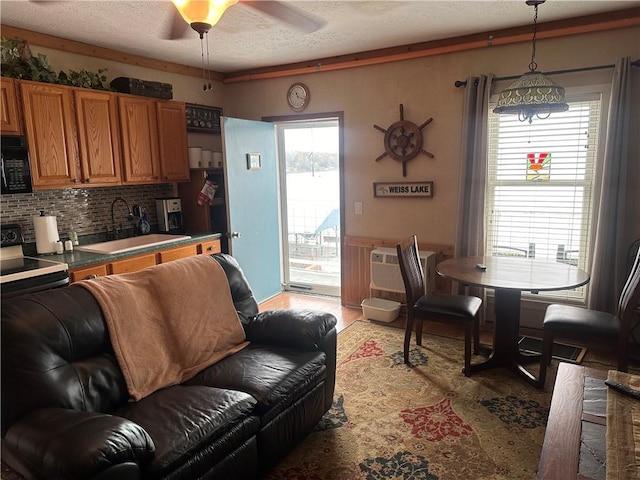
[188,147,202,168]
[201,150,213,167]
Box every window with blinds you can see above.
[486,95,602,301]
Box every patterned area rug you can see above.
[4,321,625,480]
[266,320,554,480]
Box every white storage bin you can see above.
[361,298,401,323]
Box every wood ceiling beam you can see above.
[224,7,640,83]
[0,24,225,83]
[1,7,637,85]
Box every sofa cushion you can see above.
[1,286,128,432]
[186,345,326,422]
[114,385,258,477]
[212,254,259,324]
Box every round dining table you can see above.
[436,256,590,386]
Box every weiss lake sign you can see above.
[373,181,434,198]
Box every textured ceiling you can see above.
[0,0,638,74]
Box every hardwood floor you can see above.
[259,292,361,333]
[258,292,495,343]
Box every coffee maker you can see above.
[156,198,185,234]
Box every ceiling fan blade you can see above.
[243,1,325,34]
[162,6,192,40]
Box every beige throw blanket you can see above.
[79,255,248,401]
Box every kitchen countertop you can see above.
[30,232,222,270]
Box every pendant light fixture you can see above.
[171,0,239,91]
[493,0,568,123]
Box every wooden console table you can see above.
[538,362,607,480]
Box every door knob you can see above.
[227,232,241,238]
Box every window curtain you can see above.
[454,74,493,309]
[455,74,494,258]
[589,57,636,312]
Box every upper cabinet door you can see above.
[156,101,189,182]
[20,80,79,188]
[74,89,122,186]
[118,95,160,184]
[1,78,22,135]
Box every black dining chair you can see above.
[537,248,640,389]
[396,235,482,376]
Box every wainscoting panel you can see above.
[341,236,454,308]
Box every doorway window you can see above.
[276,119,341,296]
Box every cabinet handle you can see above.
[85,178,91,183]
[86,274,99,280]
[206,246,213,251]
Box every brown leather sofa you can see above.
[1,254,337,480]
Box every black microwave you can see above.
[1,136,32,194]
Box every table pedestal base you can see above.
[465,288,539,386]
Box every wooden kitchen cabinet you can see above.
[109,253,157,274]
[158,244,198,263]
[118,95,161,184]
[11,79,189,188]
[119,95,189,185]
[20,80,80,188]
[1,77,22,134]
[69,264,108,282]
[74,89,122,186]
[21,81,123,188]
[69,237,222,282]
[156,101,189,182]
[199,239,222,255]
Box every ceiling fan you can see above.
[165,0,325,40]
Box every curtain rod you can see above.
[454,58,640,87]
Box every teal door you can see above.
[222,117,281,303]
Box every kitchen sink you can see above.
[75,234,192,255]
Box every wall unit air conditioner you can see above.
[370,247,435,295]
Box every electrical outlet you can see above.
[355,202,363,215]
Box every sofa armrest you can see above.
[246,309,337,350]
[4,408,154,480]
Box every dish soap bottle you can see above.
[140,211,151,235]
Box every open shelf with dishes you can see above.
[177,167,228,252]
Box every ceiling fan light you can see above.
[172,0,239,27]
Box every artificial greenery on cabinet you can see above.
[1,37,109,90]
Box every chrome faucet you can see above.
[110,197,132,239]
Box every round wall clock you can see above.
[287,82,310,112]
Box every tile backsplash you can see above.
[1,184,174,243]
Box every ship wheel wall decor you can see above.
[373,104,434,177]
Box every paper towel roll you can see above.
[33,213,60,254]
[188,147,202,168]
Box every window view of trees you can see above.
[285,150,338,174]
[281,123,341,294]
